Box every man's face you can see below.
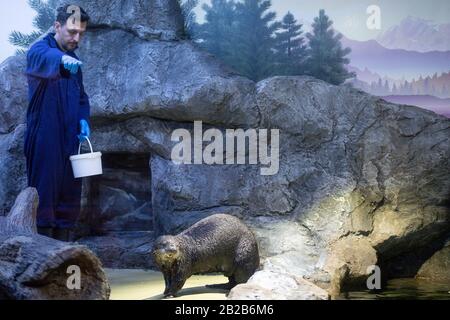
[54,19,87,51]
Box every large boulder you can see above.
[77,231,155,269]
[0,57,27,134]
[60,0,185,40]
[416,240,450,282]
[323,236,378,296]
[77,29,259,127]
[0,125,28,216]
[149,77,449,295]
[228,270,329,300]
[0,56,29,216]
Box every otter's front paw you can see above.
[163,291,178,298]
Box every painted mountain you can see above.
[382,95,450,118]
[342,17,450,118]
[341,36,450,80]
[377,16,450,52]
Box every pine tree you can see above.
[9,0,59,55]
[179,0,199,39]
[377,78,382,95]
[305,9,354,85]
[392,83,397,95]
[196,0,238,68]
[430,84,436,96]
[402,80,410,95]
[274,12,306,75]
[442,84,449,97]
[423,77,430,95]
[407,82,413,95]
[383,80,390,95]
[232,0,281,81]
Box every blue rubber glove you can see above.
[61,55,83,74]
[78,119,90,143]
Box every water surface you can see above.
[106,269,229,300]
[106,269,450,300]
[341,278,450,300]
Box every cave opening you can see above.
[77,152,153,237]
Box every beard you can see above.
[63,42,78,51]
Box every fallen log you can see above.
[0,188,110,300]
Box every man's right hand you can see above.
[61,55,83,75]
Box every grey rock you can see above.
[77,29,259,127]
[150,76,449,294]
[248,217,322,277]
[99,168,150,203]
[416,240,450,282]
[103,201,153,232]
[98,185,139,220]
[59,0,184,40]
[228,270,329,300]
[0,56,27,134]
[323,235,378,296]
[0,125,28,217]
[77,231,155,269]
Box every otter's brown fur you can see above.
[151,214,260,297]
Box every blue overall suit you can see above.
[24,33,90,229]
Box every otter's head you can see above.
[151,236,181,268]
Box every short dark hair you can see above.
[56,4,90,25]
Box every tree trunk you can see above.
[0,188,110,300]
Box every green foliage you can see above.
[9,0,58,54]
[305,9,354,85]
[195,4,352,84]
[274,11,307,76]
[196,0,238,68]
[232,0,280,81]
[198,0,280,81]
[9,30,43,55]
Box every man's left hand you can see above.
[78,119,90,142]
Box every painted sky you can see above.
[195,0,450,39]
[1,0,449,63]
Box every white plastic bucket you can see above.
[69,137,103,178]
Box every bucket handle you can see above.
[78,136,94,155]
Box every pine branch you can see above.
[15,49,28,56]
[9,0,56,54]
[9,31,42,49]
[27,0,43,11]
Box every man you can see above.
[24,5,91,241]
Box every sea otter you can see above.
[151,214,260,297]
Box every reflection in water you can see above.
[106,269,229,300]
[341,278,450,300]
